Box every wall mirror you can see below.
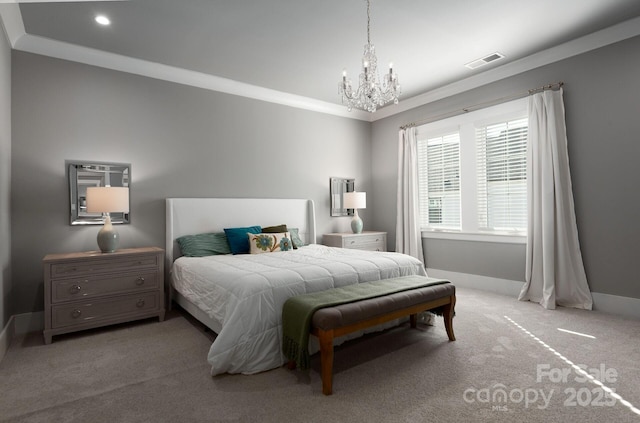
[330,177,355,217]
[67,160,131,225]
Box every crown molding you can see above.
[0,3,25,46]
[13,33,372,121]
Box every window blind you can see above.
[476,117,528,231]
[417,132,461,229]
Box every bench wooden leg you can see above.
[317,329,335,395]
[287,360,296,370]
[409,313,417,328]
[443,295,456,341]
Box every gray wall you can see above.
[372,35,640,299]
[11,51,371,315]
[0,22,11,330]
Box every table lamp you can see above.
[343,191,366,234]
[86,186,129,253]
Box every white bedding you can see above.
[171,244,427,375]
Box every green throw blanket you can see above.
[282,275,450,370]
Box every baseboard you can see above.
[590,292,640,320]
[0,316,15,363]
[14,311,44,336]
[427,268,640,320]
[427,268,524,297]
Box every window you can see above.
[417,132,460,229]
[416,98,528,239]
[476,117,528,231]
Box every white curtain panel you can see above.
[396,126,424,263]
[518,88,593,310]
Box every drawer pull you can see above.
[69,284,82,294]
[350,241,355,244]
[71,309,82,318]
[136,299,145,308]
[135,277,145,286]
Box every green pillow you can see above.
[289,228,305,249]
[177,232,231,257]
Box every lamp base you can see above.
[351,211,363,234]
[97,216,119,253]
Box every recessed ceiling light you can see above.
[95,15,111,26]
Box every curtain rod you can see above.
[400,81,564,130]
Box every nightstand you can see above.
[43,247,165,344]
[322,231,387,252]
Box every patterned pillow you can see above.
[248,232,293,254]
[177,232,231,257]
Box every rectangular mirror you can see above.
[330,177,355,217]
[67,160,131,225]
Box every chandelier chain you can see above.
[366,0,370,45]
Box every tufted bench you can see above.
[285,277,456,395]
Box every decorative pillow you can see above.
[262,224,288,233]
[177,232,231,257]
[224,226,262,254]
[289,227,305,249]
[248,232,293,254]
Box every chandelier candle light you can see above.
[339,0,400,112]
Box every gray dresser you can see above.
[323,231,387,252]
[43,247,165,344]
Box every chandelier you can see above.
[339,0,400,113]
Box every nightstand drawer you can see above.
[50,255,159,278]
[323,231,387,252]
[51,292,161,329]
[343,233,386,248]
[51,271,159,303]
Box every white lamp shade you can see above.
[86,186,130,213]
[343,191,366,209]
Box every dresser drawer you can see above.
[51,271,159,303]
[50,255,159,278]
[51,292,161,329]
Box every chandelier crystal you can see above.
[339,0,400,113]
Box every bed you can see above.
[165,198,427,375]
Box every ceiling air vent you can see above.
[465,52,505,70]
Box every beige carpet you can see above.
[1,286,639,423]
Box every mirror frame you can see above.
[330,177,355,217]
[67,160,131,225]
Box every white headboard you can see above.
[165,197,316,268]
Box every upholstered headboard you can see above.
[165,197,316,270]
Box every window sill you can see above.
[421,230,526,244]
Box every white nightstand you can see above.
[43,247,165,344]
[322,231,387,252]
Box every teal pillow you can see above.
[289,227,305,249]
[224,226,262,254]
[177,232,231,257]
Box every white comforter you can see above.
[171,244,427,375]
